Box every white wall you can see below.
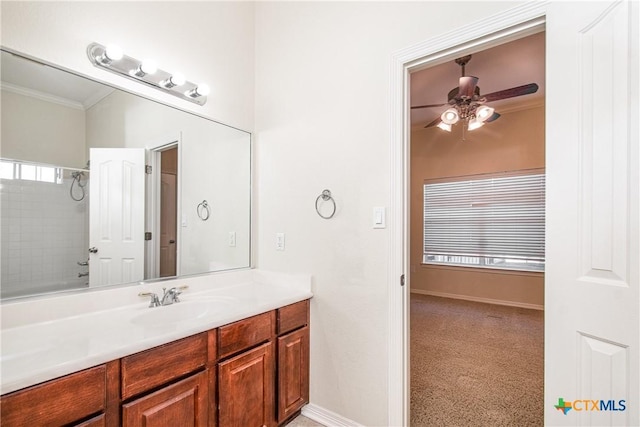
[1,89,86,168]
[0,1,255,131]
[254,2,523,424]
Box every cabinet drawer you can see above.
[1,364,106,426]
[277,300,309,335]
[218,311,275,359]
[121,333,207,400]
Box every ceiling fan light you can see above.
[441,108,460,125]
[437,122,452,132]
[476,105,495,122]
[468,118,484,131]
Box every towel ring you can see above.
[315,189,336,219]
[197,200,210,221]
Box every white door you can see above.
[546,1,638,425]
[89,148,146,287]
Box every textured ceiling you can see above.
[410,31,545,130]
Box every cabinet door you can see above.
[218,342,275,427]
[277,326,309,424]
[122,371,208,427]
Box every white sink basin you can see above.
[131,298,234,327]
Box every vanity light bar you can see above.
[87,43,208,106]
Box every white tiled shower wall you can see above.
[1,177,89,298]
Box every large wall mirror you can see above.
[0,49,251,300]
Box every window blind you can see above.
[423,171,545,272]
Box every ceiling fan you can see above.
[411,54,539,132]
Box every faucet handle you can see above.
[172,285,188,303]
[139,292,161,308]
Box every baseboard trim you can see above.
[410,289,544,311]
[301,403,364,427]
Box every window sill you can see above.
[419,263,544,278]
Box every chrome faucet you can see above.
[138,285,188,308]
[161,287,182,306]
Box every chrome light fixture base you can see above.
[87,43,207,106]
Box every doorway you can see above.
[160,147,178,277]
[387,6,548,425]
[407,31,545,425]
[145,137,181,281]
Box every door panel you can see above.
[218,342,275,427]
[546,1,639,425]
[89,148,146,287]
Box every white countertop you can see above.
[0,269,312,395]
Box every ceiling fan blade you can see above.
[424,116,442,128]
[485,112,501,123]
[457,76,479,98]
[482,83,539,102]
[411,102,447,109]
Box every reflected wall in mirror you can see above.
[0,49,251,300]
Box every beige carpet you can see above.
[410,294,544,427]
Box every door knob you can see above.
[88,247,98,253]
[169,240,176,244]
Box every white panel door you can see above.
[89,148,146,287]
[546,1,639,426]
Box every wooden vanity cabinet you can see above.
[0,299,310,427]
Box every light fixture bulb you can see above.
[170,73,185,86]
[160,73,186,89]
[441,108,460,125]
[186,84,210,99]
[468,118,484,131]
[437,122,452,132]
[140,60,157,75]
[131,60,158,78]
[97,44,123,65]
[476,105,495,122]
[195,84,210,97]
[104,44,123,61]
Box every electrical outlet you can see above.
[276,233,285,251]
[229,231,236,247]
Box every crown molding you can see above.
[0,81,84,110]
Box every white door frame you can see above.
[145,133,182,280]
[388,3,548,425]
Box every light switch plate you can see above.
[373,207,386,229]
[276,233,285,251]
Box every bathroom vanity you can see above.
[0,270,312,427]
